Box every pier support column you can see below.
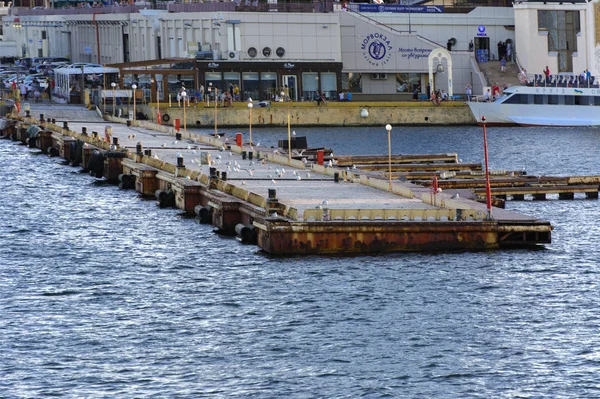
[209,199,241,236]
[512,194,525,201]
[586,191,599,199]
[37,130,54,153]
[558,192,574,200]
[104,153,125,181]
[532,194,546,201]
[173,183,204,215]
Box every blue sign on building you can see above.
[357,4,444,13]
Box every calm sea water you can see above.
[1,125,599,398]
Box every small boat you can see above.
[467,84,600,127]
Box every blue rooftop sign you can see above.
[357,4,444,13]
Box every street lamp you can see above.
[181,89,187,138]
[156,80,161,124]
[207,82,212,107]
[111,82,116,117]
[247,98,253,147]
[282,90,291,162]
[386,124,393,191]
[131,83,137,121]
[213,86,219,136]
[481,116,493,220]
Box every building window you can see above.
[320,72,337,100]
[538,10,580,72]
[396,73,420,93]
[349,72,362,93]
[302,72,319,101]
[242,72,259,101]
[205,71,222,99]
[223,72,240,100]
[261,72,277,100]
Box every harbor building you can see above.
[514,0,600,79]
[6,1,595,100]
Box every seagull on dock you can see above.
[161,143,167,148]
[271,179,277,184]
[322,200,328,206]
[306,173,311,178]
[296,176,302,181]
[328,160,333,167]
[172,140,178,145]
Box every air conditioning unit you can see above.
[225,50,240,60]
[379,73,388,80]
[371,73,379,80]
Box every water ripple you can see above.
[2,127,600,398]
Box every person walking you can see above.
[500,57,506,73]
[465,83,472,101]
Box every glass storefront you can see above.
[348,72,362,93]
[242,72,259,101]
[321,72,336,100]
[261,72,277,101]
[302,72,319,101]
[395,73,421,93]
[205,72,222,100]
[224,72,240,101]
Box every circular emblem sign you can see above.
[361,33,392,67]
[478,25,485,33]
[248,47,257,58]
[262,47,272,57]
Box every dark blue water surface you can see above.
[1,126,600,398]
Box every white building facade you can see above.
[1,5,523,99]
[514,0,599,78]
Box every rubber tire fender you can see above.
[162,113,170,122]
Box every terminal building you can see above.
[0,0,597,102]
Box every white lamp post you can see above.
[248,98,253,147]
[131,83,137,121]
[111,82,116,117]
[156,80,161,124]
[181,89,187,138]
[207,82,212,107]
[386,124,393,191]
[282,90,291,162]
[214,86,219,136]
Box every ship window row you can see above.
[503,94,600,106]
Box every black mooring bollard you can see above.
[268,188,277,199]
[39,114,44,122]
[82,127,87,135]
[177,156,184,167]
[112,137,119,146]
[63,121,69,130]
[136,142,143,155]
[221,171,227,181]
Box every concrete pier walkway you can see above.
[7,104,552,254]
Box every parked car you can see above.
[64,63,102,69]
